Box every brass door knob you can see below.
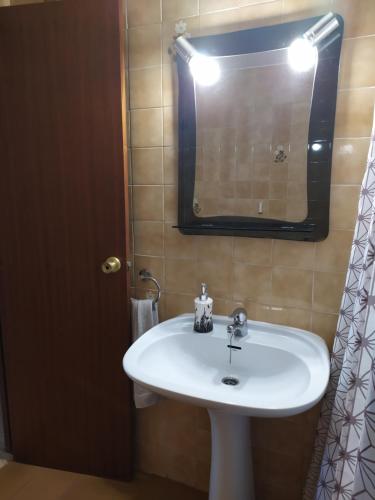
[101,257,121,274]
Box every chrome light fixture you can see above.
[288,12,340,72]
[175,36,221,86]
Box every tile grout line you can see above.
[161,55,167,301]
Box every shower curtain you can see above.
[304,112,375,499]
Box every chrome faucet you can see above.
[227,308,248,337]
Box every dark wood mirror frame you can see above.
[176,15,344,241]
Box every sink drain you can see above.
[222,376,239,386]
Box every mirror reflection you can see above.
[193,48,316,223]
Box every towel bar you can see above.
[139,269,161,305]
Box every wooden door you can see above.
[0,0,132,480]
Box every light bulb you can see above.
[288,38,318,73]
[189,55,221,86]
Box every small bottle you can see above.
[194,283,213,333]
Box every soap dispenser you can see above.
[194,283,213,333]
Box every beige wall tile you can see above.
[272,268,313,308]
[128,220,134,257]
[165,225,197,259]
[270,163,288,181]
[234,238,272,265]
[215,298,245,315]
[339,36,375,90]
[162,64,176,107]
[163,147,178,185]
[127,0,161,27]
[199,8,241,35]
[332,138,369,185]
[311,312,338,350]
[164,186,178,222]
[128,24,162,69]
[330,185,360,230]
[273,240,315,270]
[133,186,164,221]
[134,221,164,256]
[148,401,204,461]
[313,271,345,314]
[252,180,269,198]
[269,200,287,219]
[136,405,162,447]
[283,0,331,17]
[315,230,352,272]
[199,0,238,14]
[287,182,307,203]
[237,1,283,29]
[194,458,211,492]
[269,181,287,199]
[251,302,312,330]
[233,263,272,302]
[196,236,233,260]
[253,446,306,494]
[165,259,197,293]
[163,451,197,487]
[196,257,233,298]
[239,0,279,5]
[163,106,176,146]
[255,477,302,500]
[335,88,375,138]
[165,292,196,318]
[162,0,199,21]
[131,148,163,185]
[131,108,163,147]
[252,418,311,458]
[129,67,162,109]
[333,0,375,38]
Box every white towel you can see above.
[131,298,160,408]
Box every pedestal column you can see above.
[208,409,255,500]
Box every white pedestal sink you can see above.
[123,314,329,500]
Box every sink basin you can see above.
[123,314,330,500]
[124,313,329,417]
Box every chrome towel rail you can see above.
[139,269,161,305]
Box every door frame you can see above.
[0,324,11,454]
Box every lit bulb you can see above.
[189,55,221,86]
[288,38,318,72]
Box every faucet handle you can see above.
[229,307,247,325]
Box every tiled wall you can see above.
[127,0,375,498]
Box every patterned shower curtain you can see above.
[304,112,375,499]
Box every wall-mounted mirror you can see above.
[175,15,344,241]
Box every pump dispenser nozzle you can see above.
[200,283,208,301]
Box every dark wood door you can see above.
[0,0,132,480]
